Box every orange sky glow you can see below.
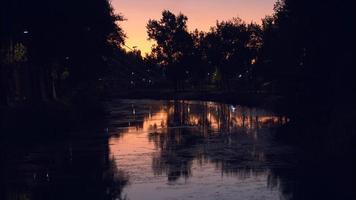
[111,0,276,56]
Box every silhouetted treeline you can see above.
[146,11,262,91]
[145,2,354,97]
[103,48,166,90]
[265,0,355,154]
[0,0,124,105]
[143,1,354,153]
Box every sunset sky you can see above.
[111,0,276,56]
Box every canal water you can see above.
[3,99,348,200]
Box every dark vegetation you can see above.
[1,0,124,134]
[1,0,355,154]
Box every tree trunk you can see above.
[0,67,8,106]
[39,67,49,102]
[13,66,21,101]
[29,65,42,103]
[52,78,57,100]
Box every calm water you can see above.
[107,99,292,200]
[1,99,351,200]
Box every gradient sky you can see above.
[111,0,276,55]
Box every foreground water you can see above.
[1,99,351,200]
[107,99,292,200]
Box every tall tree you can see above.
[147,10,193,90]
[188,30,208,88]
[201,18,261,90]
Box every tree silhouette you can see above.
[188,30,208,88]
[263,0,355,153]
[147,10,194,91]
[200,18,262,90]
[1,0,125,104]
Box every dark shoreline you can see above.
[0,91,286,140]
[106,89,286,112]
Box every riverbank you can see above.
[107,89,287,112]
[0,98,105,140]
[1,88,283,140]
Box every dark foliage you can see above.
[0,0,124,105]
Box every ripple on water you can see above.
[106,99,294,200]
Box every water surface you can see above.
[1,99,300,200]
[106,99,294,200]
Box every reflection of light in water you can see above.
[142,110,168,131]
[109,100,287,168]
[111,102,287,136]
[107,100,290,200]
[110,109,169,159]
[189,105,287,132]
[231,105,236,112]
[208,112,220,131]
[189,115,200,125]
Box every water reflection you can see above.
[0,138,129,200]
[2,99,351,200]
[1,100,352,200]
[146,101,290,180]
[108,99,293,200]
[108,100,287,134]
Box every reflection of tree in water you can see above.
[267,155,354,200]
[0,138,129,200]
[149,128,203,182]
[145,101,354,200]
[148,100,290,183]
[147,100,203,181]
